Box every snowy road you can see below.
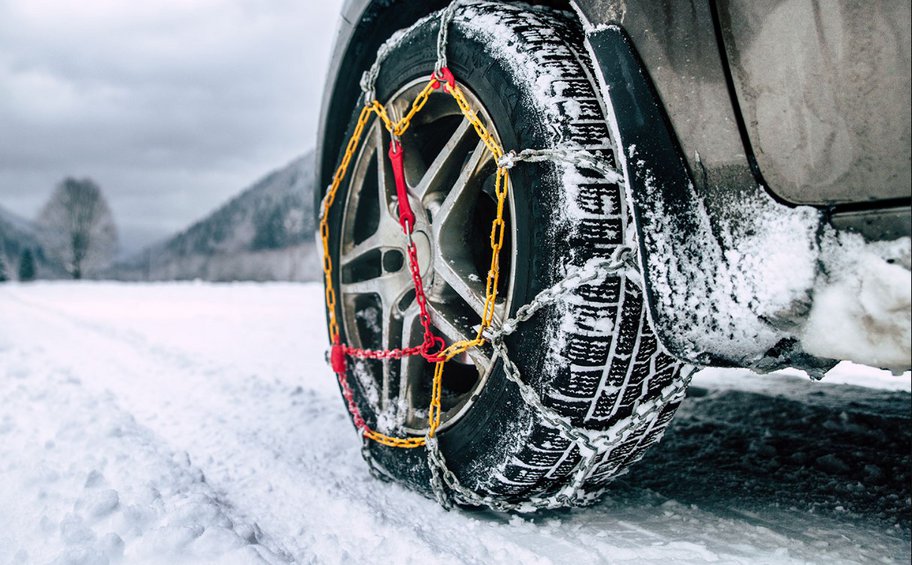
[1,283,909,564]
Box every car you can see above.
[314,0,911,509]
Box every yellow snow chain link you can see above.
[320,67,509,448]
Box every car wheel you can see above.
[323,1,686,505]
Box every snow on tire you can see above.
[324,1,686,506]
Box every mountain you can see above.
[0,205,66,280]
[110,153,320,282]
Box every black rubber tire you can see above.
[325,1,685,505]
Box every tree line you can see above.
[0,248,36,282]
[0,177,118,282]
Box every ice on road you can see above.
[0,282,909,564]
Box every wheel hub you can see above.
[338,78,516,433]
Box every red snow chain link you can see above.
[320,67,510,449]
[388,141,415,230]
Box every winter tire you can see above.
[324,1,685,504]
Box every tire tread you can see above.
[457,2,684,502]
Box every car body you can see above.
[316,0,911,373]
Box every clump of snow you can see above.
[806,361,911,391]
[628,149,909,373]
[355,305,382,335]
[632,161,821,366]
[352,359,381,407]
[801,233,911,371]
[562,98,583,120]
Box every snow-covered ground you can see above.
[0,282,909,564]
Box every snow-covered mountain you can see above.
[111,153,320,282]
[0,204,65,280]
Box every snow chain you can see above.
[320,0,694,512]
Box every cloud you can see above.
[0,0,345,252]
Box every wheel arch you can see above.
[573,4,833,372]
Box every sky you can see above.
[0,0,346,254]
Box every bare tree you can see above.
[38,177,118,279]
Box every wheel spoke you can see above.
[433,258,488,319]
[340,127,410,273]
[397,304,424,419]
[341,269,411,303]
[398,303,424,350]
[430,135,506,324]
[426,301,492,372]
[434,137,490,226]
[412,118,476,200]
[339,229,398,269]
[341,268,412,412]
[374,126,399,223]
[377,293,401,410]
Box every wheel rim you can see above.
[338,78,516,434]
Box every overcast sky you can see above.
[0,0,345,254]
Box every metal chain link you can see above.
[425,437,454,510]
[422,248,697,512]
[360,32,397,105]
[361,0,462,105]
[486,245,637,340]
[435,1,461,76]
[425,342,696,512]
[498,147,625,186]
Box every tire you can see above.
[324,1,685,505]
